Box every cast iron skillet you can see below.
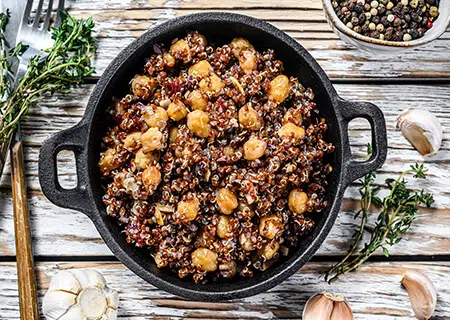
[39,12,387,301]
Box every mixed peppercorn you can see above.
[99,32,334,283]
[332,0,440,41]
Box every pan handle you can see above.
[38,122,95,217]
[338,99,388,188]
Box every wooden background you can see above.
[1,0,449,319]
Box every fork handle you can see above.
[10,139,39,320]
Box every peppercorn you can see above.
[401,0,408,5]
[332,1,339,8]
[393,17,402,26]
[429,6,439,17]
[378,5,386,15]
[346,22,354,29]
[376,23,385,32]
[426,20,433,29]
[348,2,356,10]
[372,16,381,24]
[371,0,379,8]
[384,28,394,40]
[370,8,378,15]
[410,0,419,8]
[386,1,394,9]
[355,3,365,13]
[364,3,371,11]
[353,25,362,33]
[369,22,376,30]
[387,14,395,22]
[370,30,380,38]
[361,23,370,33]
[410,28,419,38]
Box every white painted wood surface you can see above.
[0,0,449,318]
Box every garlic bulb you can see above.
[397,109,443,156]
[43,269,119,320]
[303,292,354,320]
[401,270,437,320]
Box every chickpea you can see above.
[243,136,267,161]
[216,188,238,215]
[141,127,163,152]
[188,60,213,77]
[199,74,225,95]
[131,75,157,100]
[283,108,303,126]
[258,241,280,260]
[163,52,175,68]
[186,90,208,111]
[144,106,168,129]
[177,194,199,221]
[217,215,231,239]
[259,215,283,239]
[239,50,257,75]
[288,189,308,215]
[170,39,189,54]
[187,109,210,138]
[278,123,305,142]
[169,127,179,143]
[230,37,253,59]
[142,166,161,192]
[268,75,290,103]
[219,260,237,278]
[238,104,262,131]
[167,100,188,121]
[192,248,218,272]
[98,148,119,171]
[124,132,142,149]
[239,233,255,251]
[134,149,159,170]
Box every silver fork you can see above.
[8,0,64,319]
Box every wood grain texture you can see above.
[0,84,448,257]
[57,0,450,79]
[10,140,39,320]
[0,261,449,319]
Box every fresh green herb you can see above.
[326,144,434,283]
[0,11,95,142]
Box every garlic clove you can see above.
[331,300,355,320]
[47,270,82,294]
[104,307,118,320]
[303,292,334,320]
[397,109,443,156]
[42,290,77,319]
[401,270,437,320]
[71,269,107,289]
[104,286,120,309]
[58,305,85,320]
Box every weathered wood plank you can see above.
[54,0,450,79]
[0,84,449,257]
[0,261,449,319]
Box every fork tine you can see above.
[42,0,54,31]
[21,0,35,27]
[32,0,45,28]
[54,0,65,28]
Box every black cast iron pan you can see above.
[39,12,387,301]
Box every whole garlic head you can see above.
[303,292,354,320]
[43,269,119,320]
[397,109,443,156]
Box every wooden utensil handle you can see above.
[10,140,39,320]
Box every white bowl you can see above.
[322,0,450,53]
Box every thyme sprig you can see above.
[326,144,434,283]
[0,11,95,142]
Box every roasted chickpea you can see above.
[177,194,200,221]
[124,132,142,149]
[134,149,159,170]
[219,260,237,278]
[192,248,218,272]
[268,75,290,103]
[142,166,161,192]
[163,52,175,68]
[217,215,231,239]
[186,90,208,111]
[258,241,280,260]
[243,136,267,160]
[170,39,189,54]
[199,74,224,95]
[216,188,238,215]
[131,75,157,100]
[238,104,262,130]
[167,100,188,121]
[239,50,257,75]
[230,37,253,59]
[144,106,168,129]
[98,148,119,171]
[188,60,213,77]
[278,123,305,142]
[187,109,210,138]
[169,127,179,143]
[239,233,255,251]
[259,215,283,239]
[141,127,163,152]
[283,109,303,126]
[288,189,308,215]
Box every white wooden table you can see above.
[1,1,449,319]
